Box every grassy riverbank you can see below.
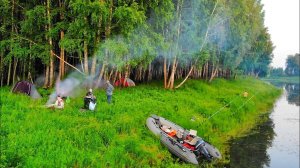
[0,77,281,167]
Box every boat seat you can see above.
[161,125,170,132]
[176,129,183,139]
[184,137,200,146]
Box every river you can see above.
[228,82,299,168]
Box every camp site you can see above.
[0,0,299,167]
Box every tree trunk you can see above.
[103,68,107,80]
[199,69,202,78]
[22,60,26,80]
[123,65,129,85]
[78,51,84,72]
[47,0,54,87]
[205,62,209,80]
[91,0,104,76]
[59,30,65,79]
[43,65,49,88]
[118,71,122,84]
[90,53,97,76]
[175,66,193,89]
[202,63,206,79]
[147,63,152,82]
[112,70,118,84]
[226,69,230,79]
[28,72,33,83]
[108,67,114,81]
[59,0,65,79]
[0,51,3,86]
[167,58,178,89]
[49,39,54,87]
[97,63,106,85]
[7,60,11,86]
[163,56,167,88]
[101,0,113,73]
[8,0,14,86]
[95,0,112,80]
[139,66,143,81]
[106,0,113,38]
[167,0,183,89]
[12,58,18,85]
[83,38,89,75]
[209,64,218,82]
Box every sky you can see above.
[261,0,299,68]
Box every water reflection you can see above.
[285,84,299,106]
[269,82,299,106]
[228,115,275,168]
[228,82,299,168]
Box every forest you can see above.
[0,0,274,88]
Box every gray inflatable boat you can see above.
[146,115,221,164]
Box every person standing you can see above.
[105,81,114,104]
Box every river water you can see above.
[228,83,299,168]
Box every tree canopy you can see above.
[285,53,300,76]
[0,0,274,87]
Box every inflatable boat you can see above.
[146,115,221,164]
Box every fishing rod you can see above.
[230,94,256,116]
[200,91,257,124]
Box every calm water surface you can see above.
[229,83,299,168]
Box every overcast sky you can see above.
[261,0,299,68]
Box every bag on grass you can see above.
[89,102,96,111]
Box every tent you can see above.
[114,78,135,87]
[12,81,41,99]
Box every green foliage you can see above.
[239,28,274,77]
[0,78,281,167]
[269,67,285,77]
[285,53,300,76]
[114,2,146,35]
[1,0,274,86]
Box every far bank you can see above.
[261,76,300,84]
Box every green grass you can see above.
[0,77,281,167]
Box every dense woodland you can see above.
[0,0,274,88]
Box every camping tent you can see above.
[114,78,135,87]
[12,81,41,99]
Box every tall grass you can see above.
[0,77,281,167]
